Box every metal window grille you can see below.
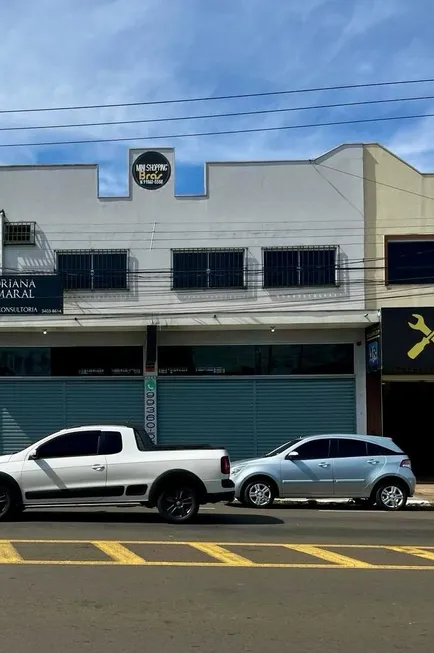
[172,248,246,290]
[56,249,129,290]
[3,222,36,245]
[263,246,338,288]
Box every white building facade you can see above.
[0,145,373,457]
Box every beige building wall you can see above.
[364,144,434,309]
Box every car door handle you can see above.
[367,459,380,465]
[318,462,330,468]
[92,465,105,471]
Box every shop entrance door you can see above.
[383,381,434,480]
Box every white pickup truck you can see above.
[0,424,234,523]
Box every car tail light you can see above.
[400,458,411,468]
[221,455,230,475]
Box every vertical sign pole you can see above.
[144,376,157,443]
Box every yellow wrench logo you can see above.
[407,314,434,359]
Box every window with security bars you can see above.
[3,222,36,245]
[172,249,245,290]
[56,250,128,290]
[263,247,337,288]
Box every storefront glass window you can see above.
[0,348,51,376]
[158,344,354,376]
[0,347,143,376]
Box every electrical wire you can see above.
[2,93,434,133]
[2,77,434,115]
[2,111,434,149]
[12,282,434,317]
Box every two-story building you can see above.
[0,145,373,458]
[364,144,434,478]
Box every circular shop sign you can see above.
[132,151,171,190]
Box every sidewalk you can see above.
[415,484,434,503]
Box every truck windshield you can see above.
[134,427,155,451]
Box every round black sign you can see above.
[132,151,171,190]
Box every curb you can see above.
[273,497,432,507]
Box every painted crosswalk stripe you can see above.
[92,541,145,564]
[284,544,373,568]
[0,542,23,563]
[387,546,434,562]
[189,542,255,566]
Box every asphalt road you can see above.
[0,503,433,653]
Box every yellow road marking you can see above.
[388,546,434,562]
[189,542,255,566]
[284,544,373,568]
[0,540,433,568]
[0,542,22,563]
[92,541,145,565]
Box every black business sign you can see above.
[0,275,63,315]
[132,151,171,190]
[381,307,434,374]
[366,324,381,373]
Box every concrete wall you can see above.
[0,145,365,318]
[364,144,434,308]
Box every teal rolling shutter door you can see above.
[64,379,144,426]
[0,379,145,454]
[0,380,65,454]
[158,377,356,460]
[157,379,255,459]
[255,378,356,456]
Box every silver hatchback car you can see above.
[230,434,416,511]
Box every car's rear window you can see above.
[367,442,401,456]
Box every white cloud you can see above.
[0,0,433,192]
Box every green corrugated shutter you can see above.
[64,379,144,427]
[0,378,145,454]
[157,379,255,459]
[255,378,356,456]
[157,377,356,460]
[0,380,65,453]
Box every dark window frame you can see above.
[172,248,246,290]
[263,246,338,288]
[3,222,36,246]
[291,438,331,460]
[366,441,398,456]
[36,430,101,459]
[56,249,129,291]
[335,438,368,458]
[385,235,434,285]
[98,431,123,455]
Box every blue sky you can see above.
[0,0,433,196]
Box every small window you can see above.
[336,439,367,458]
[99,431,122,455]
[56,250,128,291]
[387,239,434,285]
[263,247,337,288]
[3,222,36,245]
[37,431,100,459]
[367,442,396,456]
[293,438,330,460]
[172,249,245,290]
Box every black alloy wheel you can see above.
[156,485,200,523]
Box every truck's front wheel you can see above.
[156,485,200,524]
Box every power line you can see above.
[1,77,434,115]
[2,93,434,133]
[16,283,434,315]
[317,162,434,202]
[2,110,434,149]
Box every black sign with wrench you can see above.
[381,307,434,374]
